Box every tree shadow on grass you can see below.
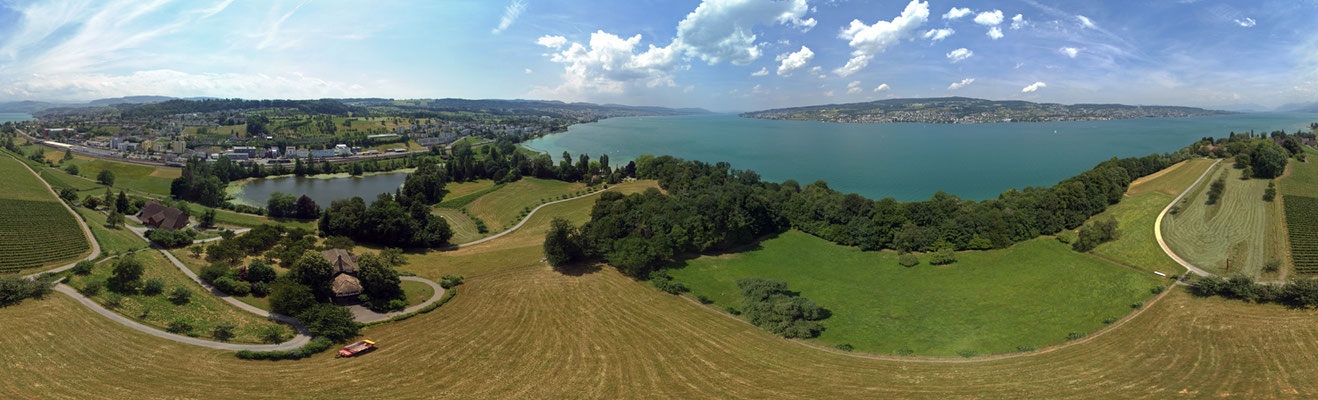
[660,231,779,272]
[552,261,602,277]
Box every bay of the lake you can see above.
[228,170,412,208]
[0,113,34,123]
[525,113,1318,201]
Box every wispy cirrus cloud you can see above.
[491,0,526,34]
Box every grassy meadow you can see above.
[667,231,1164,356]
[64,250,294,344]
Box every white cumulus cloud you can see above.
[540,31,685,95]
[1060,47,1079,58]
[923,28,954,41]
[775,46,814,76]
[536,35,567,48]
[835,0,929,77]
[987,27,1003,39]
[847,80,863,94]
[492,0,527,34]
[946,48,973,63]
[751,67,768,76]
[943,7,971,20]
[674,0,813,66]
[948,78,974,90]
[1234,17,1256,27]
[874,83,890,92]
[1021,81,1046,93]
[1010,14,1026,29]
[974,10,1003,25]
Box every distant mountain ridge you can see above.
[5,96,709,118]
[742,97,1233,124]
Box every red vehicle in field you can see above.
[338,340,376,357]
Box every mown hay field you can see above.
[1162,165,1285,278]
[1125,158,1216,197]
[463,177,586,232]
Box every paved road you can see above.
[450,187,610,248]
[9,153,101,279]
[347,277,446,323]
[1154,159,1222,278]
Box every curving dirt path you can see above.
[348,277,446,323]
[1154,159,1221,277]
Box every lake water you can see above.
[229,171,412,208]
[525,113,1318,201]
[0,113,33,123]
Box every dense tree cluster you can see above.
[118,99,361,119]
[1073,216,1120,252]
[737,278,828,338]
[0,275,55,307]
[266,192,320,219]
[550,150,1190,278]
[146,228,199,248]
[1192,275,1318,308]
[318,193,453,248]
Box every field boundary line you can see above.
[1154,159,1221,277]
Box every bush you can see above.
[438,275,465,289]
[166,319,193,334]
[736,278,827,338]
[894,349,914,356]
[928,248,957,265]
[245,260,277,283]
[834,343,854,352]
[386,299,407,312]
[1017,344,1037,352]
[79,280,104,297]
[1207,174,1226,204]
[298,303,361,342]
[199,263,229,283]
[269,282,317,317]
[1264,260,1281,272]
[143,277,166,296]
[167,286,192,305]
[724,306,740,315]
[236,337,333,361]
[696,294,713,304]
[898,253,919,267]
[1264,182,1277,201]
[251,281,270,297]
[260,326,287,344]
[649,271,688,294]
[213,276,244,294]
[1131,301,1144,309]
[1073,216,1120,252]
[1151,285,1165,295]
[1066,332,1086,341]
[212,323,236,341]
[956,350,978,358]
[103,293,124,309]
[1103,316,1119,324]
[72,260,95,275]
[146,229,198,248]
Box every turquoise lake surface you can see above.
[0,113,33,123]
[525,113,1318,201]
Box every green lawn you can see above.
[1282,147,1318,197]
[74,207,149,256]
[1162,164,1284,278]
[444,179,497,199]
[62,158,180,195]
[0,152,58,201]
[464,178,586,231]
[1089,192,1183,275]
[668,231,1165,357]
[65,250,294,344]
[1126,158,1216,197]
[401,280,435,306]
[437,182,505,209]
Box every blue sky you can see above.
[0,0,1315,112]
